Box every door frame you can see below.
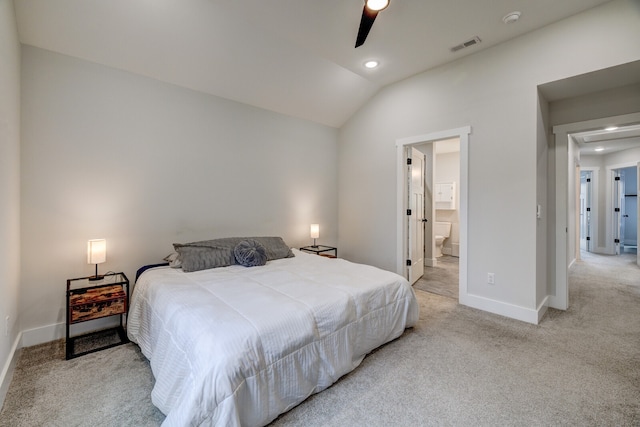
[395,126,471,299]
[552,112,640,310]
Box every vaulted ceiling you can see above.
[15,0,614,128]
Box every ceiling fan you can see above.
[355,0,390,48]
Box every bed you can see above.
[128,239,419,426]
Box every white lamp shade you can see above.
[310,224,320,239]
[87,239,106,264]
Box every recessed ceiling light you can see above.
[605,126,618,131]
[502,11,521,24]
[594,147,605,152]
[364,60,379,69]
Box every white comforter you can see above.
[128,249,419,426]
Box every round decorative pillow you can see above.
[234,239,268,267]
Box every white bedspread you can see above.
[128,249,419,426]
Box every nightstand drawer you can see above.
[69,284,127,323]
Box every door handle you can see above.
[421,219,428,223]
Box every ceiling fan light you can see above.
[365,0,389,12]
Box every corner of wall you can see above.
[0,333,22,410]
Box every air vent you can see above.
[450,36,482,52]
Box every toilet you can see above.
[434,222,452,257]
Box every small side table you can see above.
[66,272,129,359]
[300,245,338,258]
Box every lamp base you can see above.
[88,275,104,281]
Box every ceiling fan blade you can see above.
[355,6,379,48]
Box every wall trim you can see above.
[0,332,22,409]
[459,293,544,325]
[20,322,65,348]
[20,317,119,349]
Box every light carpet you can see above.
[1,252,638,426]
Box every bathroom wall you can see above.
[435,148,460,256]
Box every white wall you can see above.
[0,0,21,404]
[338,0,640,322]
[20,46,338,342]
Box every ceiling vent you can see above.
[450,36,482,53]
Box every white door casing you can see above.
[396,126,469,303]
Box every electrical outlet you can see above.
[487,273,495,285]
[5,316,9,336]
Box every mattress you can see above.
[128,249,419,426]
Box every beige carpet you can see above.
[1,251,639,426]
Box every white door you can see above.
[579,171,593,252]
[614,170,623,255]
[407,147,425,284]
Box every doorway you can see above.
[553,112,640,311]
[579,170,594,253]
[395,126,470,302]
[613,166,638,255]
[408,139,461,298]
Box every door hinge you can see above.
[406,259,412,266]
[586,178,591,182]
[614,238,620,243]
[586,207,590,211]
[615,176,621,181]
[614,208,620,212]
[406,158,412,165]
[586,236,590,241]
[406,209,412,216]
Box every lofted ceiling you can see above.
[15,0,614,128]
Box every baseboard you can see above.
[537,296,549,323]
[0,332,22,410]
[459,292,543,324]
[21,317,120,348]
[451,243,460,257]
[425,258,438,267]
[20,322,66,348]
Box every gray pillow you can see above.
[173,236,294,272]
[173,245,235,272]
[234,239,267,267]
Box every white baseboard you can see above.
[452,243,460,257]
[425,257,438,267]
[20,322,66,348]
[459,292,544,324]
[0,332,22,410]
[21,317,120,348]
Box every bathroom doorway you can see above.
[395,126,470,303]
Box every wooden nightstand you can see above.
[300,245,337,258]
[66,272,129,359]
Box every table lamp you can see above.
[310,224,319,247]
[87,239,106,281]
